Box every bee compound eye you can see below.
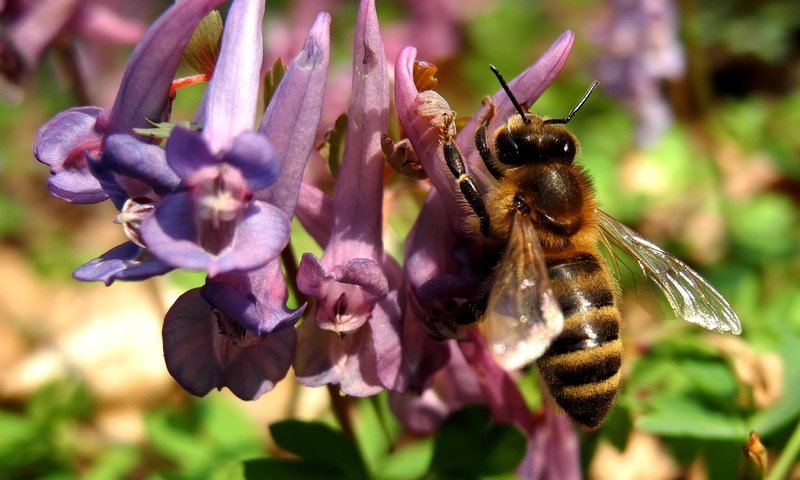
[495,129,522,165]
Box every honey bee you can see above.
[440,66,741,429]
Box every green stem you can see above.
[765,420,800,480]
[327,384,356,441]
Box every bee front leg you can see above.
[475,97,504,180]
[441,113,492,237]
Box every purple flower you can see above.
[200,11,331,335]
[33,0,226,204]
[292,0,403,396]
[459,330,580,480]
[139,0,289,276]
[161,3,330,400]
[0,0,146,84]
[163,288,296,399]
[590,0,686,145]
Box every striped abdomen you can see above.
[536,253,622,429]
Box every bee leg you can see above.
[475,97,504,180]
[441,114,492,237]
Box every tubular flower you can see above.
[292,0,403,396]
[140,0,290,276]
[160,0,321,400]
[33,0,226,204]
[200,11,330,335]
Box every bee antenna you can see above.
[489,65,531,125]
[544,81,599,125]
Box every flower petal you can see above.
[141,194,289,276]
[99,134,179,208]
[72,241,173,285]
[203,262,306,334]
[325,0,388,263]
[259,11,330,214]
[162,288,222,397]
[108,0,228,135]
[164,127,219,181]
[33,106,106,203]
[200,0,264,152]
[223,131,279,191]
[222,325,296,400]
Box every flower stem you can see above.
[765,420,800,480]
[327,384,355,441]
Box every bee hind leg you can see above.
[441,114,491,237]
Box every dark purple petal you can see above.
[141,194,290,276]
[202,261,306,334]
[107,0,228,135]
[33,106,106,203]
[97,134,179,209]
[259,12,330,214]
[72,241,173,285]
[222,325,295,400]
[164,127,218,181]
[163,288,297,400]
[162,288,222,396]
[223,131,279,191]
[200,0,264,153]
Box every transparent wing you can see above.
[597,210,741,335]
[482,211,565,369]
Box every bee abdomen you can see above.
[536,253,623,429]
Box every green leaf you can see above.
[132,120,201,140]
[183,10,222,75]
[199,396,264,459]
[320,113,348,179]
[429,405,527,478]
[636,393,749,440]
[269,420,369,480]
[244,458,347,480]
[263,58,288,108]
[375,438,434,480]
[83,446,141,480]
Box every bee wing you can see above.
[597,210,741,335]
[483,212,565,370]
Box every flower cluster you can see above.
[33,0,580,476]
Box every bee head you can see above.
[494,116,578,166]
[488,65,597,168]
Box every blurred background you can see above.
[1,0,799,478]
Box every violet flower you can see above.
[590,0,686,145]
[0,0,145,85]
[33,0,226,204]
[39,0,228,284]
[292,0,403,396]
[200,11,330,336]
[161,5,330,400]
[139,0,289,276]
